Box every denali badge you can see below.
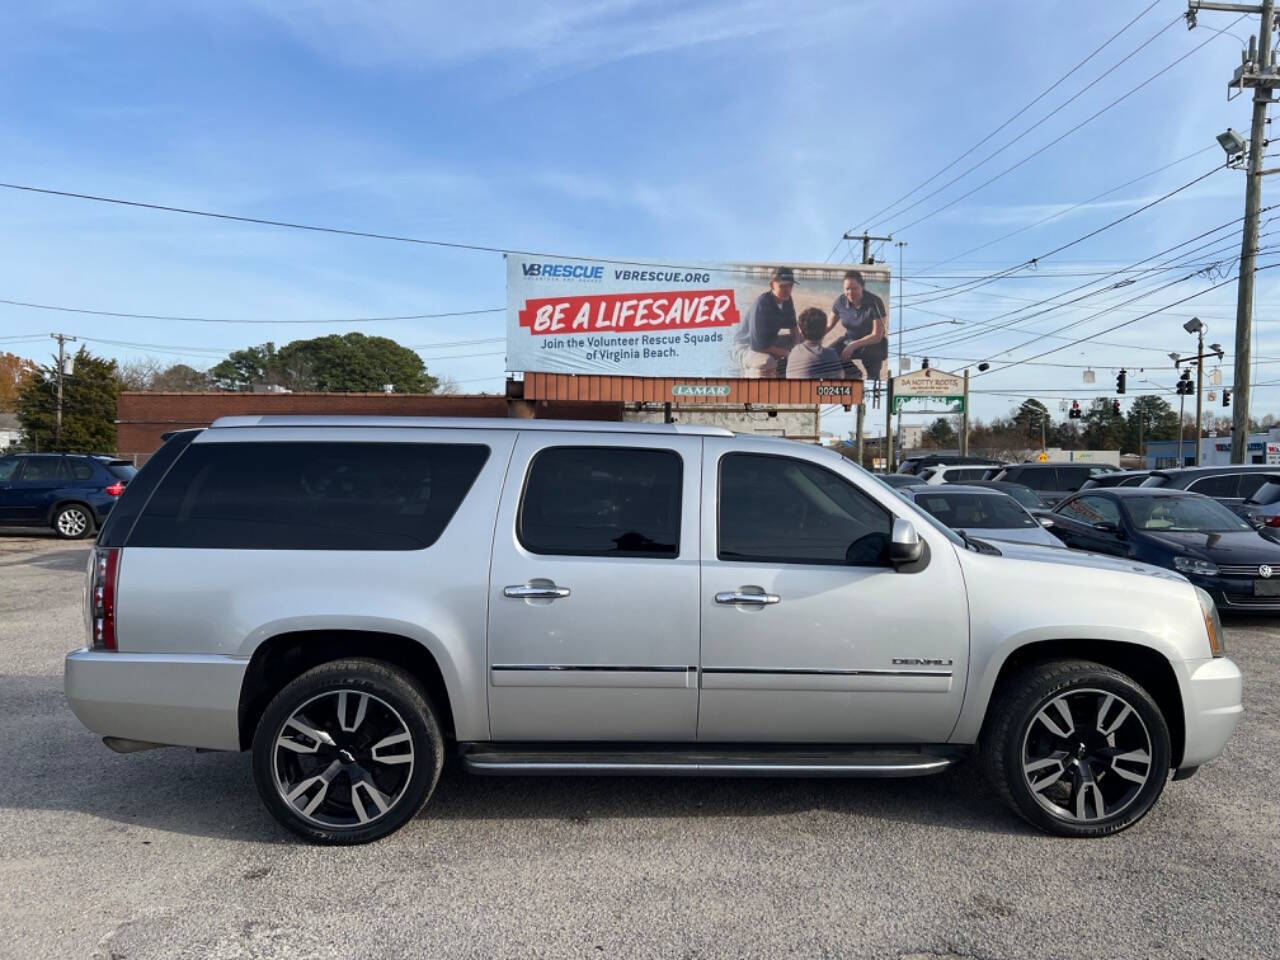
[893,657,955,666]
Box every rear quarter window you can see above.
[127,441,490,550]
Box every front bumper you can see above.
[1186,575,1280,612]
[64,648,247,751]
[1179,656,1243,770]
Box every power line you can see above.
[845,1,1164,237]
[871,8,1179,235]
[886,18,1242,237]
[0,296,504,325]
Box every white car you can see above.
[920,464,1000,485]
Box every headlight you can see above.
[1173,556,1220,576]
[1195,586,1226,658]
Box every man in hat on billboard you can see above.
[732,266,798,378]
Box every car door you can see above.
[3,456,65,522]
[0,457,20,520]
[487,431,702,741]
[1053,495,1127,556]
[697,439,970,744]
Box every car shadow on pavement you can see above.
[4,674,1034,843]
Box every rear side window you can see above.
[67,459,95,481]
[1059,467,1092,490]
[128,441,489,550]
[1015,468,1054,491]
[0,458,17,482]
[104,461,137,480]
[518,446,682,558]
[1188,474,1240,498]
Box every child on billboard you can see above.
[785,307,845,380]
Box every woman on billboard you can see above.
[828,269,887,380]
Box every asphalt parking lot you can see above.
[1,533,1278,960]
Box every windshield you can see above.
[1122,496,1253,532]
[913,492,1037,529]
[990,484,1040,509]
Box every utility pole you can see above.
[846,231,892,468]
[1194,325,1205,465]
[960,368,970,456]
[50,333,77,448]
[1178,387,1187,466]
[893,240,907,469]
[1190,0,1277,461]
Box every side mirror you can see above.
[1038,516,1054,528]
[890,517,923,565]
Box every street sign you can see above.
[890,368,965,413]
[1037,451,1049,463]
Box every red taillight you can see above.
[104,482,125,497]
[1265,516,1280,528]
[91,547,120,650]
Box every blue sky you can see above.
[0,0,1273,438]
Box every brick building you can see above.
[115,391,622,462]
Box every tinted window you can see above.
[1237,474,1270,499]
[18,458,64,482]
[98,431,199,548]
[1119,474,1148,486]
[0,458,16,482]
[1016,468,1055,492]
[1188,474,1240,498]
[104,461,137,480]
[719,454,892,565]
[129,441,489,550]
[67,459,95,481]
[519,446,681,558]
[1058,467,1093,490]
[914,492,1036,529]
[1248,480,1280,506]
[1059,496,1122,526]
[947,468,989,482]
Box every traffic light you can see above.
[1116,368,1127,394]
[1112,399,1121,415]
[1223,388,1231,408]
[1177,369,1193,395]
[1069,400,1081,420]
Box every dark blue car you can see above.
[1049,486,1280,613]
[0,453,136,539]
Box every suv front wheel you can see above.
[980,659,1171,837]
[251,658,444,844]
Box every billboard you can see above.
[507,257,891,382]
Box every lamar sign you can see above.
[890,368,965,413]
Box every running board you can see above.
[459,744,961,778]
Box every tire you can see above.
[979,658,1171,837]
[251,658,444,845]
[52,503,94,539]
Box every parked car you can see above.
[990,463,1119,506]
[0,453,135,538]
[66,418,1240,844]
[896,454,1003,476]
[1048,487,1280,612]
[1140,465,1277,513]
[919,464,1002,485]
[877,473,928,490]
[1235,474,1280,532]
[961,479,1046,510]
[906,485,1061,547]
[1079,469,1151,490]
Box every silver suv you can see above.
[65,417,1242,844]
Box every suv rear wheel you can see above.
[980,659,1171,837]
[251,658,444,844]
[53,503,94,539]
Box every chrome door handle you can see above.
[504,584,571,600]
[715,590,780,606]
